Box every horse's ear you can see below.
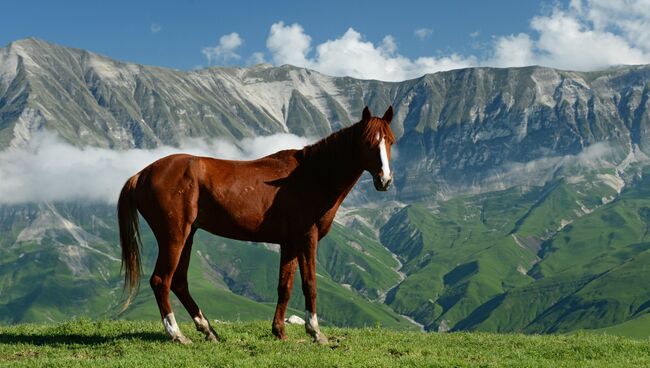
[382,106,394,124]
[362,106,372,122]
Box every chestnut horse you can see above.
[117,106,395,344]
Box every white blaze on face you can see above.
[378,135,391,181]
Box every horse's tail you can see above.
[117,173,142,312]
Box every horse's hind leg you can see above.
[171,227,219,342]
[150,223,193,344]
[298,232,328,344]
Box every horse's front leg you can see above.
[272,247,298,339]
[298,232,328,344]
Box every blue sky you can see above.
[2,0,650,81]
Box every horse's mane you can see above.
[300,117,394,163]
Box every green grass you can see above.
[1,320,649,367]
[589,313,650,340]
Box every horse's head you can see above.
[358,106,395,191]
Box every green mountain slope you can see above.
[0,203,415,330]
[424,169,650,335]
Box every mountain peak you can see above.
[7,37,63,52]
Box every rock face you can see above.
[2,38,650,202]
[285,315,305,325]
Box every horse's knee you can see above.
[150,275,161,290]
[150,275,169,294]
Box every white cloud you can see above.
[472,142,617,195]
[489,0,650,70]
[202,32,244,65]
[266,23,476,81]
[266,22,312,67]
[381,35,398,55]
[0,132,312,204]
[578,0,650,50]
[150,22,162,34]
[531,8,648,70]
[414,28,433,40]
[247,51,266,65]
[489,33,535,67]
[257,1,650,81]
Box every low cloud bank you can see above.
[0,133,311,205]
[438,142,618,199]
[501,142,615,177]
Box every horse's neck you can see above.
[302,128,364,201]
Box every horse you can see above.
[117,106,395,344]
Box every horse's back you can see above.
[195,150,302,241]
[198,149,300,188]
[138,153,203,188]
[135,150,302,242]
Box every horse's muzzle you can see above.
[373,174,393,191]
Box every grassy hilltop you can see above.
[0,320,649,367]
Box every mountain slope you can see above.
[0,202,416,329]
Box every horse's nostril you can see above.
[379,176,393,190]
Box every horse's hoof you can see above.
[205,333,219,342]
[273,332,288,340]
[173,335,193,345]
[272,326,287,340]
[314,334,329,345]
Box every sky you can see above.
[2,0,649,81]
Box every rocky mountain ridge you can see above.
[2,38,650,201]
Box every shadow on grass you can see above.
[0,331,168,346]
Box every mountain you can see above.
[5,38,650,200]
[2,38,650,336]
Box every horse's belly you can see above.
[195,208,285,244]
